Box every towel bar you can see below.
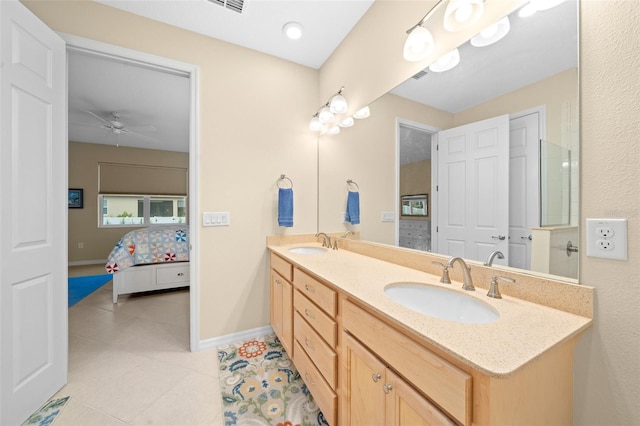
[346,179,359,191]
[277,174,293,189]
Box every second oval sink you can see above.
[288,246,327,254]
[384,283,499,324]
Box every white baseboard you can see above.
[68,259,107,266]
[196,325,274,351]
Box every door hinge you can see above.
[436,226,439,232]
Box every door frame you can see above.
[60,33,201,351]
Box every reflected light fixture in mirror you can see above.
[443,0,484,31]
[429,48,461,72]
[470,16,511,47]
[403,25,435,62]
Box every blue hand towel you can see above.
[278,188,294,227]
[345,191,360,225]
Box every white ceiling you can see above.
[69,0,577,155]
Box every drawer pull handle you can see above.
[177,272,184,277]
[383,384,393,394]
[304,309,315,320]
[371,373,381,383]
[304,371,315,386]
[304,338,315,351]
[305,284,315,293]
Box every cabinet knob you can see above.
[304,371,315,386]
[177,272,184,277]
[383,384,393,394]
[304,309,315,320]
[371,373,381,383]
[305,284,315,293]
[275,279,281,285]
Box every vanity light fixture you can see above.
[282,21,303,40]
[429,48,460,72]
[309,87,371,134]
[470,16,510,47]
[443,0,484,32]
[318,106,335,124]
[339,116,355,128]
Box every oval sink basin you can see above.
[384,283,499,324]
[288,246,328,255]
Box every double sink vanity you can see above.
[267,234,593,425]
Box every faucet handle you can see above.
[432,261,451,284]
[487,275,516,299]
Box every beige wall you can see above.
[319,0,639,423]
[68,141,188,263]
[25,0,320,341]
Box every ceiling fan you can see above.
[71,110,159,143]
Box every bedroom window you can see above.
[99,194,187,228]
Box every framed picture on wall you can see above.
[68,188,83,209]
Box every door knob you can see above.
[491,235,506,240]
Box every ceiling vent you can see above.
[208,0,244,14]
[411,69,428,80]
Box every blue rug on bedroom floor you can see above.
[68,274,113,307]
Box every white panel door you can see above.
[437,115,509,263]
[509,112,540,270]
[0,2,67,425]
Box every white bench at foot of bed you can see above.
[113,262,190,303]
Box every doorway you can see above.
[62,34,200,351]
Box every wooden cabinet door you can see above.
[344,334,386,426]
[386,369,456,426]
[270,270,284,342]
[281,279,293,354]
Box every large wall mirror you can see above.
[318,0,579,280]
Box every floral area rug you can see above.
[21,396,69,426]
[217,334,329,426]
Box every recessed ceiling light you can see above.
[282,22,303,40]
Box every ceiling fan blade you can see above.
[70,121,109,130]
[126,125,157,132]
[123,129,160,143]
[80,109,112,126]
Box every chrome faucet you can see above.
[315,232,331,248]
[446,257,475,291]
[484,250,504,266]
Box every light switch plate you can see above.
[381,211,395,222]
[586,218,627,260]
[203,212,230,227]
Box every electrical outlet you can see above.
[596,227,614,238]
[597,239,614,250]
[586,218,627,260]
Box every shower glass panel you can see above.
[540,140,571,226]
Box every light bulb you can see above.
[403,26,435,62]
[444,0,484,32]
[353,106,370,119]
[282,22,303,40]
[339,116,355,128]
[329,93,348,114]
[327,125,340,135]
[429,48,460,73]
[471,17,510,47]
[318,106,335,124]
[309,116,323,132]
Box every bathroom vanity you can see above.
[268,235,593,426]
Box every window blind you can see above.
[98,163,188,195]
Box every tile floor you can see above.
[52,265,223,425]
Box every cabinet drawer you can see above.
[156,264,189,285]
[293,269,336,316]
[294,311,337,389]
[294,289,337,347]
[270,253,293,282]
[293,340,336,426]
[343,300,472,426]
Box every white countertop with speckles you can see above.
[269,243,592,377]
